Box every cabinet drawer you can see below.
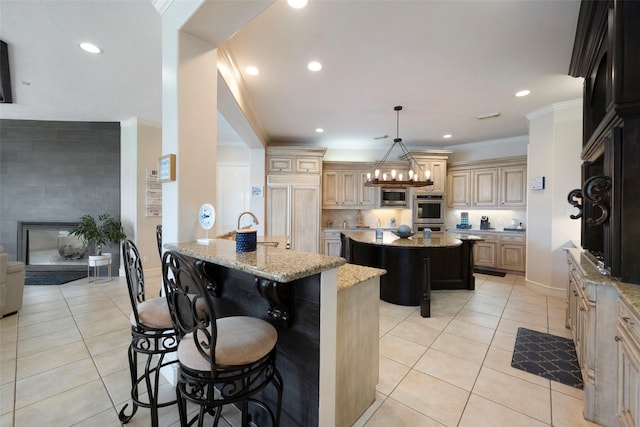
[619,300,640,345]
[267,157,293,173]
[296,157,320,173]
[499,234,525,243]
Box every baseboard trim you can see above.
[525,278,566,299]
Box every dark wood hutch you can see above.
[568,0,640,284]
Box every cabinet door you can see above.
[472,169,498,207]
[296,157,321,174]
[500,166,527,207]
[322,171,340,207]
[266,185,289,238]
[498,243,525,271]
[341,171,359,206]
[267,157,293,174]
[414,160,446,194]
[473,241,497,267]
[358,172,375,207]
[447,171,471,207]
[324,239,341,256]
[290,184,320,253]
[618,319,640,427]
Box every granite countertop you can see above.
[165,239,346,283]
[446,228,526,235]
[337,264,386,292]
[342,230,482,248]
[565,247,640,315]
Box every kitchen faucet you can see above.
[237,211,259,229]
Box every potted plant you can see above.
[69,213,126,255]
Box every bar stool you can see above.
[162,251,283,426]
[119,239,177,426]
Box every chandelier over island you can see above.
[365,106,434,188]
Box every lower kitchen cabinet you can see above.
[470,232,525,273]
[323,230,342,256]
[617,298,640,427]
[565,249,619,427]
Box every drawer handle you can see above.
[615,336,622,342]
[573,290,578,296]
[623,316,635,325]
[580,307,585,312]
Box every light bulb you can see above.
[425,170,431,180]
[367,172,371,181]
[391,169,396,179]
[398,173,403,181]
[383,173,388,181]
[408,170,414,179]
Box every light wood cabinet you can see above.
[413,158,447,194]
[266,147,325,254]
[447,171,471,207]
[267,175,321,254]
[322,230,342,256]
[470,231,525,273]
[617,298,640,427]
[565,249,619,427]
[322,162,375,209]
[447,156,527,209]
[266,147,325,175]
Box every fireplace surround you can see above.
[18,221,94,274]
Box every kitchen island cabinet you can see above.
[341,231,480,316]
[165,239,384,427]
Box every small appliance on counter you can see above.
[480,216,491,230]
[456,211,471,229]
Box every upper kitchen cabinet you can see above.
[447,156,527,209]
[403,151,451,195]
[266,147,325,174]
[322,162,375,209]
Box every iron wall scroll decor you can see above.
[567,189,583,220]
[583,175,611,226]
[568,175,611,226]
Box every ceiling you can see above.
[0,0,584,149]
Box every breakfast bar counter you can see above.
[165,239,385,427]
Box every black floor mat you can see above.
[25,273,87,286]
[511,327,583,389]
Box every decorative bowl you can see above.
[391,225,415,238]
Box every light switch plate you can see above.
[531,176,545,190]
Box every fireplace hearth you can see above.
[18,221,94,274]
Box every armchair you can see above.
[0,245,25,317]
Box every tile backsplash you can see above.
[446,209,527,231]
[322,208,412,229]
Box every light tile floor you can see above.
[0,272,602,426]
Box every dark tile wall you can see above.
[0,119,121,272]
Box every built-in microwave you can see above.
[379,187,408,208]
[413,194,445,225]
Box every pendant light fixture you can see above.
[365,106,433,188]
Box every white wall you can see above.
[446,136,529,163]
[120,118,163,273]
[526,99,582,296]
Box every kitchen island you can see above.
[341,231,481,317]
[164,239,385,427]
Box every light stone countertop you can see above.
[566,248,640,316]
[337,264,386,292]
[342,230,483,248]
[165,239,346,283]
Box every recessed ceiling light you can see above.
[515,89,531,97]
[443,134,452,139]
[315,128,324,133]
[308,61,322,72]
[78,42,102,54]
[287,0,308,8]
[245,66,259,76]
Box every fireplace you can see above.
[17,222,94,274]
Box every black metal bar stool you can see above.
[162,251,283,426]
[119,239,178,426]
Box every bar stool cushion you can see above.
[178,316,277,370]
[130,297,173,329]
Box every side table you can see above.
[88,254,112,283]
